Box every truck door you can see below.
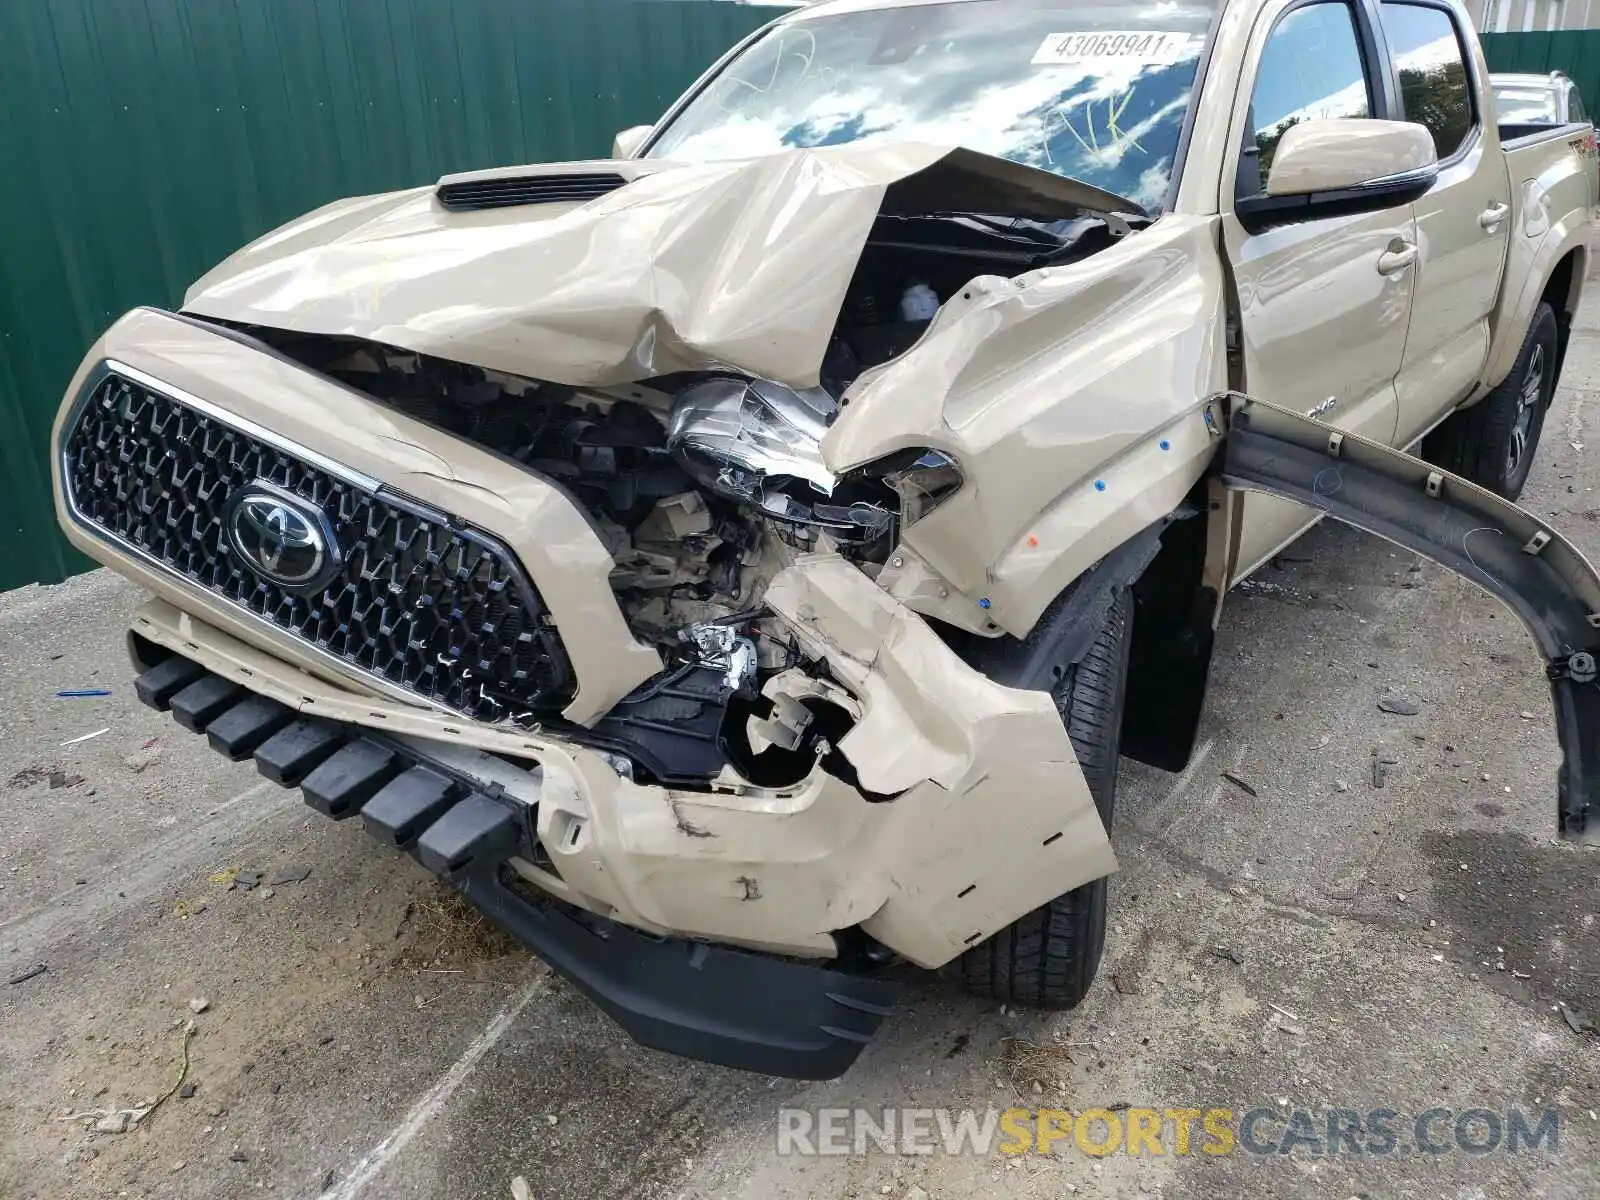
[1378,0,1513,447]
[1222,0,1416,581]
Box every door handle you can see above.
[1376,240,1418,275]
[1479,201,1510,231]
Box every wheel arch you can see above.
[1481,229,1589,397]
[1121,480,1222,772]
[941,481,1222,776]
[1541,244,1584,380]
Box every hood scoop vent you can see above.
[437,171,627,212]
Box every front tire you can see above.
[1422,302,1560,501]
[956,589,1131,1009]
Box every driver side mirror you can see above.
[612,124,652,160]
[1237,118,1439,233]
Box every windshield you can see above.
[645,0,1219,212]
[1492,83,1560,124]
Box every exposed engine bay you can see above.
[229,210,1129,787]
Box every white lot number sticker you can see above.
[1032,30,1195,66]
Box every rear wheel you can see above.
[1422,302,1560,501]
[956,589,1131,1009]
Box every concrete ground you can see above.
[5,316,1600,1200]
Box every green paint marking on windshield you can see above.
[1048,90,1150,166]
[1107,89,1146,152]
[717,28,819,111]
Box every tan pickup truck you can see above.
[50,0,1600,1077]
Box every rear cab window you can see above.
[1492,84,1561,125]
[1379,1,1476,159]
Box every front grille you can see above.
[63,372,574,723]
[436,172,627,211]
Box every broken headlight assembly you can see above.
[667,377,894,545]
[666,376,961,548]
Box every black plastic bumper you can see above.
[135,650,897,1079]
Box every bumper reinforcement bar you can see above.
[135,650,897,1079]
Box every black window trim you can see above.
[1375,0,1482,170]
[1232,0,1398,204]
[1162,4,1229,213]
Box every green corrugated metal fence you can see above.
[1482,30,1600,114]
[0,0,770,593]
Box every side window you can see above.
[1380,2,1474,158]
[1571,89,1589,125]
[1246,3,1373,193]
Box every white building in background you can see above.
[1469,0,1600,29]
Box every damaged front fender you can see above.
[536,554,1118,968]
[762,556,1119,965]
[1223,395,1600,844]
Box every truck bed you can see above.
[1479,117,1597,391]
[1499,119,1593,148]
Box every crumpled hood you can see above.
[182,143,1137,389]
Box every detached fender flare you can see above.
[1221,394,1600,844]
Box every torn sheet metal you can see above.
[746,669,843,756]
[762,555,1119,964]
[820,214,1229,635]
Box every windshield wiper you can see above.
[873,211,1143,267]
[933,213,1074,246]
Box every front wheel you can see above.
[956,589,1131,1009]
[1422,302,1560,501]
